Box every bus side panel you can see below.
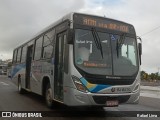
[30,60,54,96]
[11,63,26,89]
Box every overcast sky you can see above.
[0,0,160,73]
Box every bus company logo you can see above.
[111,88,116,92]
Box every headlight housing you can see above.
[72,75,88,93]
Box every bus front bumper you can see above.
[64,87,140,106]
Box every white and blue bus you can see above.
[11,13,142,108]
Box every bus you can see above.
[11,12,142,108]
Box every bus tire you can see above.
[45,84,54,108]
[18,77,25,94]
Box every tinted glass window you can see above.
[34,37,43,60]
[13,49,18,63]
[17,48,22,63]
[21,45,27,63]
[42,29,55,59]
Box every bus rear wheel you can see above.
[45,84,54,108]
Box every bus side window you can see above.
[34,37,43,60]
[16,48,22,63]
[21,45,27,63]
[13,49,18,64]
[42,29,55,59]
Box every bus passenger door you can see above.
[54,32,67,101]
[25,45,33,89]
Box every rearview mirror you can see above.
[138,43,142,56]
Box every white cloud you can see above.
[0,0,85,59]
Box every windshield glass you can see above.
[74,29,138,76]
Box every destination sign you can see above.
[74,14,135,34]
[83,17,129,33]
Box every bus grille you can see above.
[84,75,135,85]
[92,95,130,104]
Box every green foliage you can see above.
[7,62,12,68]
[141,71,160,81]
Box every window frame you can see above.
[42,28,55,59]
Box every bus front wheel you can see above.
[45,84,54,108]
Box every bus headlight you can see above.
[72,76,88,93]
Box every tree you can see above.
[141,71,148,80]
[150,73,155,80]
[7,62,12,68]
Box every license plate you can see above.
[106,100,119,107]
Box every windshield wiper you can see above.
[91,28,104,59]
[116,33,126,57]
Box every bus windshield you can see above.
[74,29,138,76]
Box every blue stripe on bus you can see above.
[80,77,111,93]
[11,64,26,78]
